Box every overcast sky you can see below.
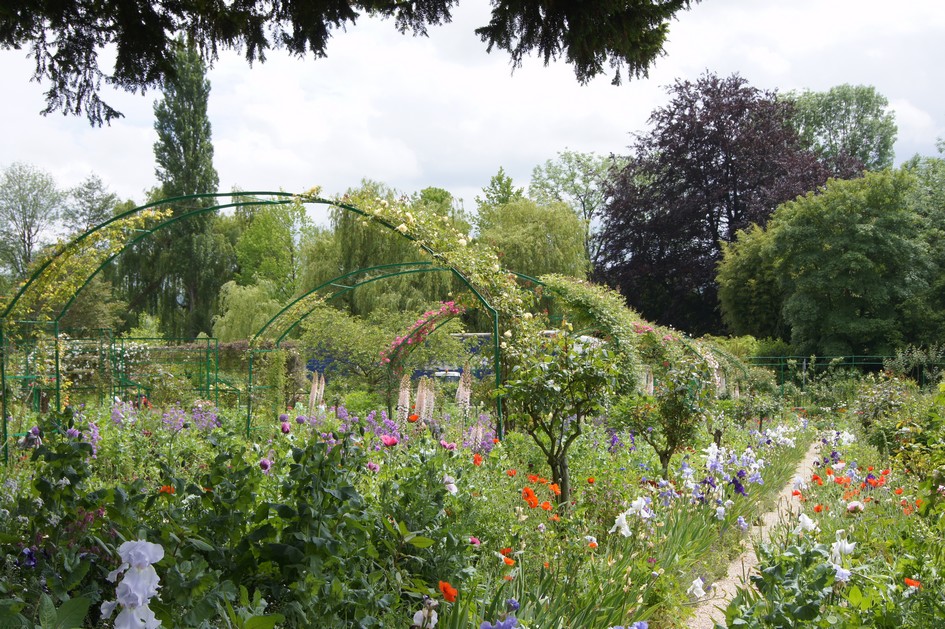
[2,0,943,216]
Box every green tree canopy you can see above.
[0,162,62,280]
[529,149,620,267]
[786,84,898,174]
[235,201,311,301]
[717,224,784,340]
[299,181,460,317]
[63,173,119,235]
[3,0,697,125]
[720,169,932,355]
[211,280,284,342]
[475,166,525,212]
[477,198,589,279]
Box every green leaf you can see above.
[846,585,863,607]
[244,615,285,629]
[54,597,91,629]
[406,536,436,549]
[38,594,57,629]
[187,537,215,553]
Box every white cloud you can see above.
[2,0,944,212]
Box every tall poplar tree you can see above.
[117,39,234,338]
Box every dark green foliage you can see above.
[3,0,696,125]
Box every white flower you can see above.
[715,506,726,520]
[102,540,164,629]
[687,577,707,598]
[443,475,458,495]
[609,511,631,537]
[119,541,164,569]
[396,223,408,233]
[792,475,808,491]
[457,238,467,247]
[503,329,513,338]
[830,529,856,563]
[413,608,438,627]
[793,513,819,535]
[846,501,865,513]
[831,562,852,583]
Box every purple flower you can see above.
[259,458,272,474]
[736,516,749,531]
[296,415,306,424]
[367,462,380,473]
[30,426,40,436]
[281,421,291,434]
[506,598,520,612]
[481,618,518,629]
[19,547,36,568]
[66,427,80,439]
[279,413,289,422]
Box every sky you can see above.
[1,0,944,218]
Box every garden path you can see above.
[688,440,822,628]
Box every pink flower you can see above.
[440,439,457,451]
[281,421,291,434]
[469,536,481,546]
[367,462,380,473]
[381,435,399,447]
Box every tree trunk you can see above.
[550,453,571,507]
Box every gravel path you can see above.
[688,440,822,628]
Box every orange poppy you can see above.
[500,547,513,556]
[473,453,483,466]
[904,577,922,589]
[507,469,517,477]
[408,414,420,423]
[503,556,515,566]
[438,580,458,602]
[159,485,175,495]
[587,477,595,484]
[540,501,552,511]
[549,483,561,496]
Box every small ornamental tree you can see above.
[616,329,712,478]
[499,315,623,506]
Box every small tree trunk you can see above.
[549,453,572,507]
[659,450,672,479]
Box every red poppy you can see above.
[438,580,458,602]
[528,474,540,483]
[493,438,500,444]
[587,477,595,484]
[904,577,922,589]
[473,453,483,466]
[159,485,175,495]
[895,487,904,495]
[499,547,513,556]
[813,504,824,513]
[408,414,420,423]
[507,469,517,477]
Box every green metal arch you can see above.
[1,191,508,460]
